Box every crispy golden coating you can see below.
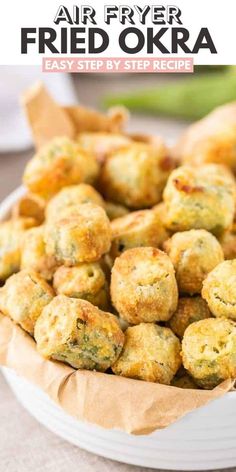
[172,102,236,172]
[45,184,105,221]
[21,226,57,281]
[77,132,131,163]
[110,209,169,259]
[111,247,178,324]
[53,263,109,310]
[164,230,224,294]
[163,164,236,234]
[202,260,236,320]
[112,323,181,384]
[0,270,54,335]
[182,318,236,389]
[219,223,236,260]
[104,201,129,221]
[45,203,111,265]
[169,296,211,338]
[35,295,124,371]
[0,217,38,282]
[99,142,174,209]
[12,193,46,224]
[23,137,99,200]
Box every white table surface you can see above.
[0,71,233,472]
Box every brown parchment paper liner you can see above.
[22,82,129,149]
[0,82,233,435]
[0,315,233,435]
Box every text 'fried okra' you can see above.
[112,323,181,384]
[111,247,178,324]
[45,203,111,265]
[164,229,224,294]
[35,295,124,371]
[0,270,54,335]
[23,137,99,199]
[182,318,236,389]
[164,164,236,234]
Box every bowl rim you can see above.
[0,185,235,399]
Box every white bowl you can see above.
[1,187,236,470]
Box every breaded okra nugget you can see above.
[45,184,105,221]
[164,230,224,294]
[163,164,236,234]
[53,263,109,310]
[0,217,38,282]
[0,269,54,335]
[77,132,131,163]
[110,209,169,259]
[35,295,124,371]
[23,137,99,200]
[99,141,174,209]
[21,226,57,281]
[202,259,236,320]
[112,323,181,384]
[111,247,178,324]
[168,296,211,338]
[219,223,236,260]
[12,192,46,224]
[45,203,111,265]
[173,102,236,172]
[182,318,236,389]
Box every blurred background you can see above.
[0,65,234,202]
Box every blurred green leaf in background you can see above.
[104,66,236,121]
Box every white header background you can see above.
[0,0,235,65]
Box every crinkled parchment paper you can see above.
[22,82,128,148]
[0,83,234,435]
[0,315,233,435]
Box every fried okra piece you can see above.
[164,230,224,294]
[110,209,169,259]
[99,141,174,209]
[111,247,178,324]
[12,193,46,224]
[21,226,57,281]
[77,132,131,163]
[202,259,236,320]
[112,323,181,384]
[168,297,211,339]
[0,270,54,335]
[172,102,236,172]
[23,137,99,200]
[182,318,236,389]
[219,223,236,260]
[0,217,38,282]
[45,184,105,221]
[45,203,111,265]
[53,263,109,310]
[163,164,236,235]
[35,295,124,371]
[104,201,129,221]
